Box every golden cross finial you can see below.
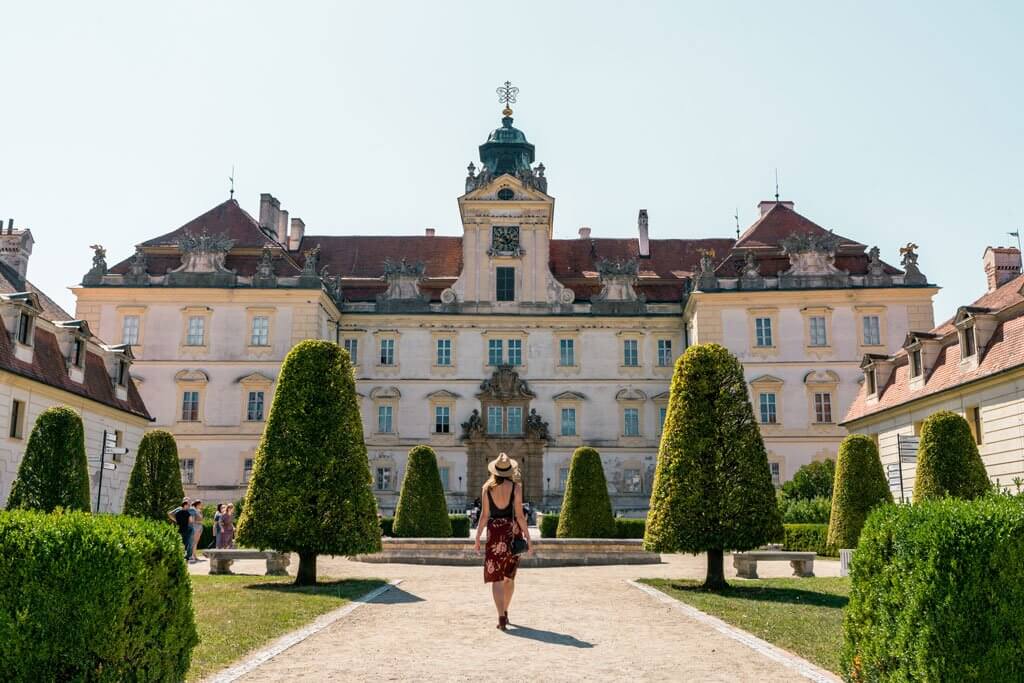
[496,80,519,116]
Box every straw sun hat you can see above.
[487,452,518,478]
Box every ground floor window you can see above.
[623,468,642,493]
[769,462,781,486]
[439,466,450,491]
[375,466,392,491]
[559,467,569,491]
[243,458,253,483]
[180,458,195,485]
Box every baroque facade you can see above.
[73,102,936,514]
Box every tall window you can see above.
[866,368,877,395]
[488,339,503,366]
[759,393,777,424]
[623,408,640,436]
[506,407,523,434]
[755,317,773,347]
[559,467,569,491]
[969,406,983,444]
[507,339,522,366]
[9,399,24,439]
[809,316,828,347]
[862,316,881,346]
[560,407,577,436]
[242,458,254,483]
[439,466,450,491]
[962,327,977,358]
[658,406,668,432]
[814,392,832,423]
[434,405,450,434]
[623,339,639,367]
[116,359,129,386]
[247,391,265,421]
[250,316,270,346]
[910,348,923,378]
[377,405,393,433]
[496,267,515,302]
[343,338,358,364]
[657,339,672,367]
[122,315,140,345]
[16,312,32,345]
[375,467,392,491]
[487,406,503,434]
[71,338,85,368]
[379,338,395,366]
[436,338,452,366]
[769,462,781,486]
[180,458,195,485]
[186,316,205,346]
[559,338,575,367]
[181,391,200,421]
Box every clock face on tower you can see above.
[489,225,522,256]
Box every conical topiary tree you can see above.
[645,343,783,589]
[123,430,185,521]
[913,410,991,502]
[7,406,90,512]
[827,434,892,551]
[236,340,381,585]
[557,447,616,538]
[392,445,452,537]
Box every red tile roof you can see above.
[139,199,280,249]
[735,202,864,249]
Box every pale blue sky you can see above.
[1,2,1021,320]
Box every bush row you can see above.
[380,515,469,538]
[778,496,831,524]
[540,514,646,539]
[779,523,835,556]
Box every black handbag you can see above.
[511,535,528,556]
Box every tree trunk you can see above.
[704,548,727,590]
[295,551,317,586]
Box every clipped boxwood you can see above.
[0,509,197,679]
[781,523,832,556]
[541,513,645,539]
[779,496,831,524]
[842,496,1024,681]
[124,429,185,521]
[557,447,616,538]
[380,516,394,537]
[392,445,452,537]
[7,406,90,512]
[449,514,470,538]
[540,513,559,538]
[913,410,991,501]
[827,434,892,551]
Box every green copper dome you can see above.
[479,113,535,176]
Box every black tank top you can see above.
[487,483,514,519]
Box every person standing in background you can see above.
[213,503,225,549]
[189,500,204,563]
[220,503,236,549]
[167,499,193,560]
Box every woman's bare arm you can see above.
[513,483,530,550]
[474,488,490,552]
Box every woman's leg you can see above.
[491,581,506,616]
[503,578,515,613]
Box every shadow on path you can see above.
[504,625,594,648]
[372,586,425,604]
[663,581,848,609]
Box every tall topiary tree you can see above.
[392,445,452,537]
[236,340,381,585]
[645,343,782,589]
[7,406,90,512]
[913,410,991,501]
[123,430,185,521]
[557,447,616,538]
[827,434,892,551]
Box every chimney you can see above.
[983,246,1022,291]
[259,193,280,235]
[758,200,795,216]
[578,226,591,240]
[276,209,289,246]
[0,219,34,280]
[425,227,436,237]
[289,218,305,251]
[637,209,650,257]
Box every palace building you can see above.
[72,95,937,514]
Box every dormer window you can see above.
[71,338,85,368]
[866,368,877,395]
[960,325,977,358]
[16,311,33,346]
[115,359,129,387]
[910,348,923,378]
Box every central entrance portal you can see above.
[461,366,549,503]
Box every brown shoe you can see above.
[504,610,510,625]
[497,615,508,631]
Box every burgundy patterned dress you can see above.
[484,484,520,583]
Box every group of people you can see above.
[167,498,236,563]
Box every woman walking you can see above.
[220,503,236,549]
[474,453,531,630]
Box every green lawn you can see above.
[641,577,849,674]
[188,575,385,681]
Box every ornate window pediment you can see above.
[174,368,209,383]
[476,366,535,400]
[615,388,647,402]
[426,389,461,400]
[552,390,586,401]
[369,386,402,400]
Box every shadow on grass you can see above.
[504,625,594,648]
[665,581,848,609]
[246,578,386,599]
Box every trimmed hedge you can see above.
[392,445,452,537]
[779,496,831,524]
[781,523,833,556]
[913,410,991,501]
[381,515,470,538]
[540,513,559,538]
[781,459,835,501]
[557,447,616,538]
[0,509,198,679]
[541,513,646,539]
[124,429,185,521]
[827,434,892,551]
[7,406,90,512]
[842,496,1024,681]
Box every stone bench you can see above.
[202,549,290,576]
[732,550,815,579]
[352,538,660,567]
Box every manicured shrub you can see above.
[123,429,185,521]
[556,447,616,538]
[842,496,1024,681]
[913,410,991,501]
[539,513,558,538]
[781,459,835,501]
[7,406,90,512]
[392,445,452,537]
[645,344,783,588]
[781,523,832,556]
[613,518,647,539]
[0,509,197,679]
[380,516,394,537]
[779,496,831,524]
[827,434,892,551]
[237,340,381,584]
[449,514,471,538]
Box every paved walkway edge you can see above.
[626,580,840,683]
[204,579,403,683]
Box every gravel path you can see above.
[194,552,839,682]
